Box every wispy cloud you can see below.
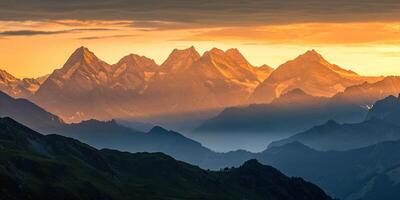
[0,30,67,36]
[380,51,400,57]
[78,34,134,40]
[181,23,400,45]
[0,28,117,36]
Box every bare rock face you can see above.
[160,46,200,73]
[141,47,267,116]
[32,47,156,122]
[112,53,159,91]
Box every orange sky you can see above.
[1,20,400,78]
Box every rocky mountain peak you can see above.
[117,54,158,70]
[65,46,98,66]
[297,49,325,62]
[0,69,18,83]
[161,46,200,72]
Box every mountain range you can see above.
[29,46,273,122]
[1,46,385,126]
[0,117,332,200]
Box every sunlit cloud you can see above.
[379,51,400,57]
[132,21,207,31]
[183,23,400,45]
[78,34,135,40]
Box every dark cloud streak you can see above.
[1,0,400,29]
[0,28,117,36]
[0,30,68,36]
[78,34,134,40]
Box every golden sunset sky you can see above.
[1,0,400,78]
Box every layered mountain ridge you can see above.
[31,46,274,122]
[2,93,400,200]
[3,87,400,200]
[197,75,399,137]
[0,117,333,200]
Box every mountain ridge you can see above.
[0,116,333,200]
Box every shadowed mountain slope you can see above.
[0,117,332,200]
[255,140,400,200]
[269,94,400,151]
[196,88,366,135]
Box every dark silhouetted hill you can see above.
[0,117,332,200]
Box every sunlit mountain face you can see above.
[4,1,400,200]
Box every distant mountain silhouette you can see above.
[0,117,332,200]
[192,139,400,200]
[57,120,220,167]
[269,118,400,151]
[366,94,400,124]
[0,91,63,132]
[269,94,400,151]
[348,164,400,200]
[0,91,251,168]
[250,50,375,103]
[196,88,366,135]
[255,140,400,200]
[0,91,221,166]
